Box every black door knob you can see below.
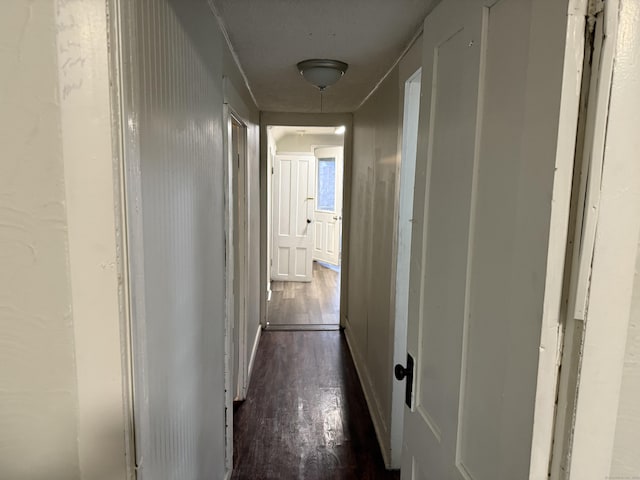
[395,363,409,380]
[306,219,312,224]
[394,354,414,408]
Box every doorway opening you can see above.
[266,125,345,330]
[230,115,249,401]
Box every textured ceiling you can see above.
[211,0,437,113]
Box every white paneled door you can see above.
[400,0,580,478]
[272,154,315,282]
[313,147,343,266]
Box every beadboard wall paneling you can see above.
[127,1,228,477]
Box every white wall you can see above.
[611,237,640,477]
[276,133,343,153]
[120,0,258,478]
[0,3,79,477]
[608,3,640,469]
[0,1,129,479]
[242,104,261,396]
[345,38,422,467]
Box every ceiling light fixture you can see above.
[335,126,346,135]
[297,59,349,91]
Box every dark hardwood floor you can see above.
[232,331,400,480]
[268,262,340,327]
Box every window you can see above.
[317,157,336,211]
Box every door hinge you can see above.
[271,167,274,174]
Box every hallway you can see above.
[232,331,399,480]
[4,1,639,479]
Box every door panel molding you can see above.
[401,0,585,478]
[271,153,315,282]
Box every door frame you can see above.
[67,0,137,476]
[223,82,253,471]
[226,111,250,401]
[111,0,152,474]
[389,67,422,469]
[550,1,640,477]
[260,112,353,328]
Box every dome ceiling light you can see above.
[296,59,349,91]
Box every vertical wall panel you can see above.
[345,36,423,467]
[126,1,227,478]
[347,65,398,463]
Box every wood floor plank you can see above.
[268,262,340,327]
[232,331,400,480]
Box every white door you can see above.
[391,68,421,469]
[272,153,315,282]
[400,0,580,478]
[313,147,343,266]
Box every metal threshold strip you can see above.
[265,323,340,331]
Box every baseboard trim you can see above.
[344,323,392,468]
[245,324,262,395]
